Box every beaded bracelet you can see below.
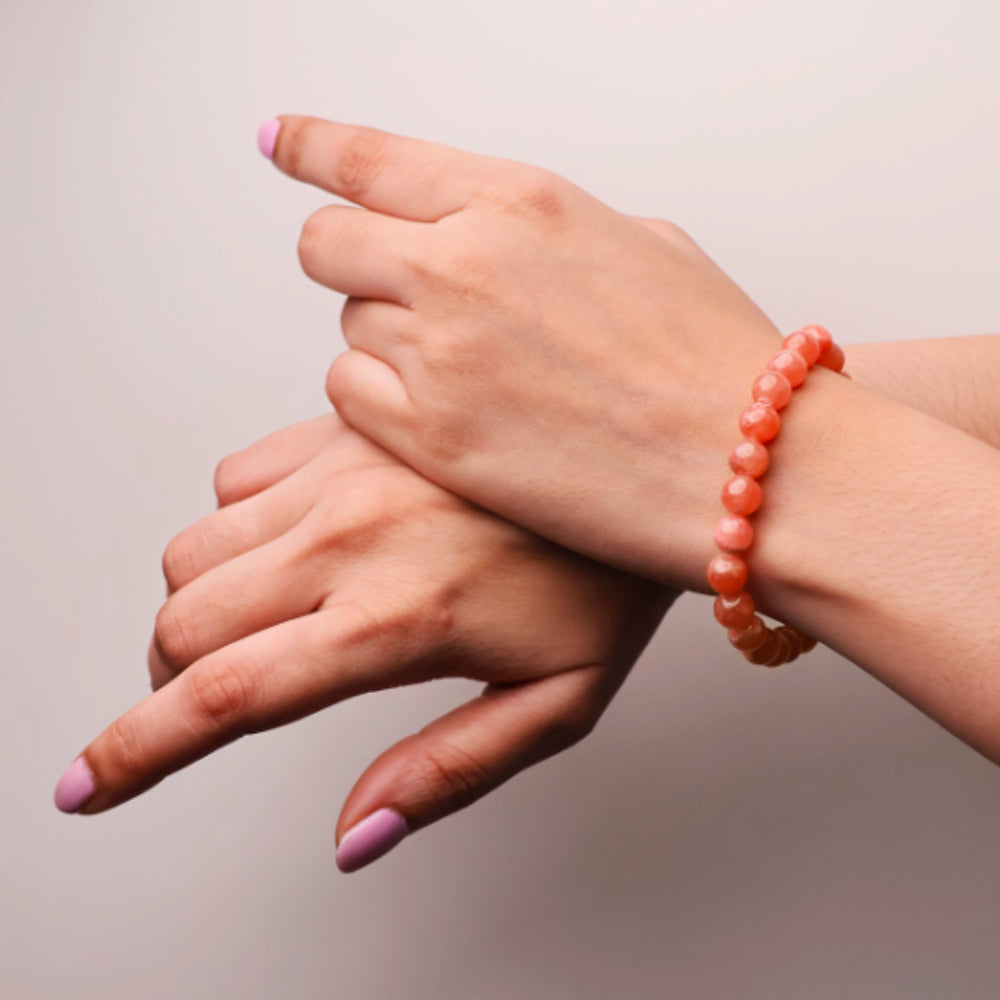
[706,325,847,667]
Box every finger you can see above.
[214,414,344,507]
[263,115,489,221]
[58,601,436,815]
[340,297,417,367]
[162,473,315,595]
[334,665,617,873]
[325,350,413,448]
[152,527,321,680]
[298,204,422,303]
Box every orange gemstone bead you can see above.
[798,634,818,653]
[782,331,821,367]
[752,370,793,410]
[728,615,766,651]
[739,403,781,442]
[729,439,769,478]
[775,626,803,662]
[767,349,808,388]
[817,342,846,373]
[721,475,763,516]
[706,553,748,594]
[800,324,832,354]
[743,628,782,664]
[713,591,756,629]
[713,514,754,552]
[712,326,845,668]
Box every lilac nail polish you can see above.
[256,119,281,159]
[336,808,409,873]
[54,757,95,814]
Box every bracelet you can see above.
[706,325,847,667]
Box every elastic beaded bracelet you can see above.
[706,325,847,667]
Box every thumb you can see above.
[334,664,623,873]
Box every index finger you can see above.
[53,603,432,815]
[259,115,489,221]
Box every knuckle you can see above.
[333,126,389,203]
[415,411,472,465]
[161,531,198,592]
[297,208,330,277]
[213,454,243,506]
[419,740,492,811]
[653,219,697,250]
[153,600,197,670]
[278,115,320,179]
[325,351,354,408]
[434,245,495,301]
[498,166,568,221]
[104,714,146,777]
[187,660,252,735]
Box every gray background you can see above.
[3,1,999,997]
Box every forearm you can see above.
[847,334,1000,449]
[747,369,1000,762]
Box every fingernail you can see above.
[54,757,95,814]
[256,119,281,160]
[336,808,409,873]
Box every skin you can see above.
[58,116,1000,857]
[74,415,674,849]
[261,115,1000,762]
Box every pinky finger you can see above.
[334,665,617,873]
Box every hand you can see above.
[56,415,675,871]
[262,115,788,588]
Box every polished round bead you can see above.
[728,439,770,478]
[743,628,782,665]
[751,370,793,410]
[707,553,748,594]
[817,342,846,373]
[799,324,832,354]
[713,591,756,629]
[713,514,754,552]
[728,615,766,650]
[782,331,821,367]
[767,349,808,388]
[721,475,763,516]
[739,403,781,442]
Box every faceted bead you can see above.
[713,591,756,629]
[775,626,803,663]
[796,633,818,653]
[721,475,763,516]
[767,349,808,388]
[782,331,821,367]
[799,324,832,354]
[763,631,793,666]
[728,615,766,650]
[713,514,754,552]
[729,439,770,478]
[817,342,846,373]
[751,370,793,410]
[706,553,748,594]
[743,628,782,664]
[739,403,781,442]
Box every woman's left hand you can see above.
[56,414,674,872]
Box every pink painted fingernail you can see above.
[54,757,95,814]
[256,119,281,159]
[336,808,409,873]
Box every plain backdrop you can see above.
[2,1,999,997]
